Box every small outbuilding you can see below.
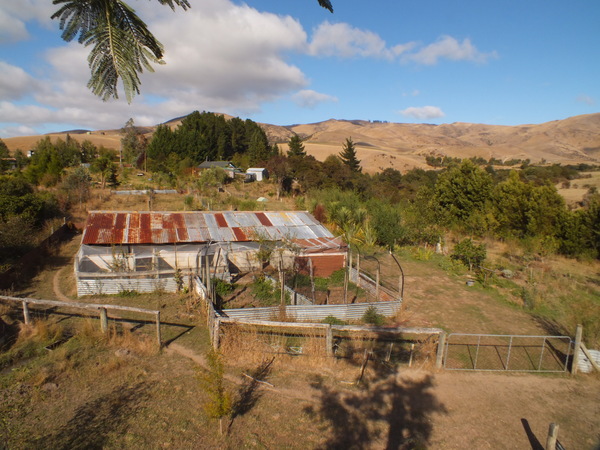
[75,210,347,296]
[246,168,269,181]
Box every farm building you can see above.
[246,168,268,181]
[75,211,347,296]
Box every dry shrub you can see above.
[413,335,439,370]
[17,319,64,345]
[108,326,159,357]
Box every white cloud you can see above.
[0,61,42,100]
[308,21,415,60]
[292,90,338,109]
[399,106,445,120]
[0,124,37,137]
[407,36,497,65]
[0,0,55,42]
[576,94,595,106]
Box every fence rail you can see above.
[443,333,573,373]
[0,295,162,347]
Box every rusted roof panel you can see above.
[82,211,337,246]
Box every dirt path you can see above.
[52,267,72,302]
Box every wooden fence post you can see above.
[326,325,333,357]
[572,324,583,375]
[436,331,447,369]
[213,318,221,350]
[22,301,31,325]
[99,307,108,333]
[155,311,162,348]
[545,422,559,450]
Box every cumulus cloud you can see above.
[0,0,55,42]
[399,106,445,120]
[407,35,497,65]
[1,0,314,135]
[308,21,415,60]
[291,89,338,108]
[0,61,43,100]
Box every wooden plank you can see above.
[0,295,158,316]
[580,343,600,372]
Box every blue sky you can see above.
[0,0,598,137]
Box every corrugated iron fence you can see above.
[220,300,401,322]
[443,333,573,373]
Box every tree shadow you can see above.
[521,418,544,450]
[32,381,152,449]
[305,372,446,449]
[228,357,275,432]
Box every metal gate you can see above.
[443,333,572,373]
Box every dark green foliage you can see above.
[146,112,270,173]
[433,160,493,225]
[339,137,361,173]
[367,199,405,249]
[212,278,236,298]
[250,276,276,302]
[24,136,84,186]
[451,238,486,270]
[287,134,306,157]
[362,306,385,326]
[322,315,346,326]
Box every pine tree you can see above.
[339,137,361,173]
[287,134,306,157]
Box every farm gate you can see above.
[443,333,573,373]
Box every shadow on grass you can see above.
[33,381,152,449]
[305,373,445,449]
[228,357,275,433]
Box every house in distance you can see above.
[75,210,347,296]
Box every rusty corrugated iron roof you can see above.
[82,211,344,247]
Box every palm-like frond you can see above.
[51,0,329,102]
[52,0,182,102]
[318,0,334,13]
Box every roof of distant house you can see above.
[198,161,238,169]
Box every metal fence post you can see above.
[436,331,447,369]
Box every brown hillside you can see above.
[3,113,599,173]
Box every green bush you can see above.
[213,278,235,298]
[362,306,385,326]
[451,238,487,270]
[322,315,347,326]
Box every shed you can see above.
[75,211,347,296]
[246,168,269,181]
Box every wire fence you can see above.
[443,333,573,373]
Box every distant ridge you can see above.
[4,112,599,173]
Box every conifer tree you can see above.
[339,137,361,173]
[287,134,306,157]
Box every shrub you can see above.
[451,238,486,271]
[322,315,346,326]
[362,306,385,326]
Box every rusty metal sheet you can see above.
[255,212,272,227]
[82,211,338,247]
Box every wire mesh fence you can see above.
[443,333,573,372]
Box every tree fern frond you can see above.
[317,0,333,13]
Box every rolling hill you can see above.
[3,113,599,173]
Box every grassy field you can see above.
[1,182,600,448]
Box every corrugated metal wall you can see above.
[220,300,401,322]
[77,277,178,296]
